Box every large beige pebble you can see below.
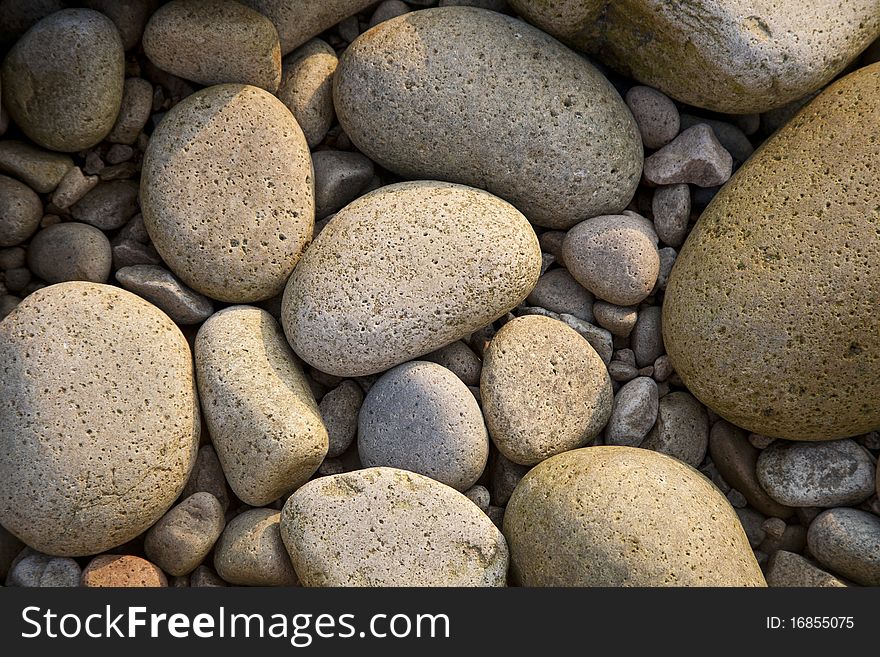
[504,446,766,586]
[0,174,41,246]
[282,181,541,377]
[333,7,642,229]
[214,508,299,586]
[141,84,314,303]
[241,0,375,55]
[481,316,612,466]
[509,0,880,114]
[280,467,509,586]
[143,0,281,92]
[663,64,880,440]
[195,306,328,506]
[277,39,338,149]
[1,9,124,151]
[0,282,200,556]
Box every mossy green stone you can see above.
[664,64,880,441]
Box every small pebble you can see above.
[679,113,754,163]
[277,39,338,148]
[643,124,733,187]
[526,268,594,322]
[27,222,112,284]
[319,379,364,458]
[116,265,215,325]
[0,140,73,193]
[423,340,483,387]
[189,565,228,587]
[81,555,168,588]
[313,150,375,219]
[651,183,691,247]
[656,246,677,290]
[630,305,665,367]
[108,77,153,144]
[625,85,680,149]
[0,174,42,247]
[6,550,81,587]
[557,313,614,365]
[808,508,880,586]
[642,391,709,466]
[464,484,491,513]
[49,166,100,210]
[765,550,847,587]
[369,0,410,28]
[70,180,139,230]
[735,508,767,548]
[490,452,530,506]
[593,301,638,337]
[214,508,299,586]
[604,376,659,447]
[144,492,226,576]
[111,238,162,269]
[182,444,231,512]
[761,517,787,540]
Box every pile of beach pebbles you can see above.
[0,0,878,588]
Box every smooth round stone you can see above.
[0,174,41,246]
[625,85,680,149]
[593,301,638,337]
[641,391,709,467]
[334,7,642,229]
[143,0,282,92]
[214,508,299,586]
[277,39,338,148]
[604,376,658,447]
[195,306,328,506]
[563,214,660,306]
[144,493,226,577]
[359,361,488,491]
[280,467,509,586]
[509,0,880,114]
[807,508,880,586]
[525,268,594,322]
[313,150,375,219]
[81,555,168,587]
[282,181,541,377]
[27,222,112,284]
[504,446,766,586]
[481,315,612,466]
[1,9,124,151]
[423,340,482,387]
[664,64,880,440]
[141,84,314,303]
[756,440,876,507]
[0,282,199,556]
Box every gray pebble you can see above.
[108,77,153,145]
[604,376,659,447]
[6,550,80,587]
[735,508,767,548]
[557,313,614,365]
[111,238,162,269]
[320,380,364,458]
[625,85,680,149]
[656,246,677,291]
[680,113,754,163]
[116,265,215,325]
[607,359,638,383]
[593,301,638,337]
[563,213,659,306]
[0,294,20,320]
[757,439,876,507]
[214,508,299,586]
[358,361,488,491]
[526,268,594,322]
[642,391,709,466]
[765,550,847,587]
[27,222,112,284]
[105,144,134,165]
[313,150,375,219]
[538,231,566,264]
[423,340,482,387]
[0,247,26,270]
[117,213,150,244]
[0,174,42,247]
[189,565,228,587]
[643,124,733,187]
[369,0,410,28]
[651,183,690,247]
[490,452,530,507]
[807,508,880,586]
[630,305,664,367]
[0,140,73,193]
[3,267,30,294]
[336,15,360,43]
[50,166,100,210]
[71,180,139,231]
[277,40,338,149]
[182,444,231,512]
[464,484,491,513]
[144,492,226,577]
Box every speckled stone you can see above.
[6,550,81,587]
[504,446,765,586]
[807,508,880,586]
[508,0,880,114]
[27,222,112,284]
[241,0,376,55]
[481,315,612,466]
[195,306,327,506]
[630,305,664,367]
[0,174,41,246]
[593,301,638,337]
[563,214,659,306]
[319,380,363,458]
[765,550,847,587]
[116,265,214,325]
[625,85,680,149]
[81,555,168,587]
[652,183,691,247]
[641,391,709,466]
[141,84,314,303]
[526,268,594,322]
[359,361,489,491]
[214,508,298,586]
[604,376,658,447]
[282,181,540,377]
[0,141,73,193]
[664,64,880,440]
[756,439,876,507]
[0,1,66,49]
[50,166,99,210]
[1,9,124,151]
[108,77,154,145]
[334,7,642,229]
[70,180,139,231]
[182,445,230,512]
[189,565,227,587]
[280,467,509,586]
[643,124,733,187]
[0,282,200,556]
[709,420,794,519]
[424,340,482,387]
[143,0,281,92]
[277,39,338,148]
[144,492,225,576]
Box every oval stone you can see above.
[280,467,509,586]
[663,64,880,440]
[756,439,876,507]
[141,84,314,303]
[807,508,880,586]
[281,181,541,377]
[0,282,200,556]
[504,446,766,586]
[1,9,124,151]
[214,508,299,587]
[333,6,642,229]
[195,306,328,507]
[508,0,880,114]
[481,315,613,466]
